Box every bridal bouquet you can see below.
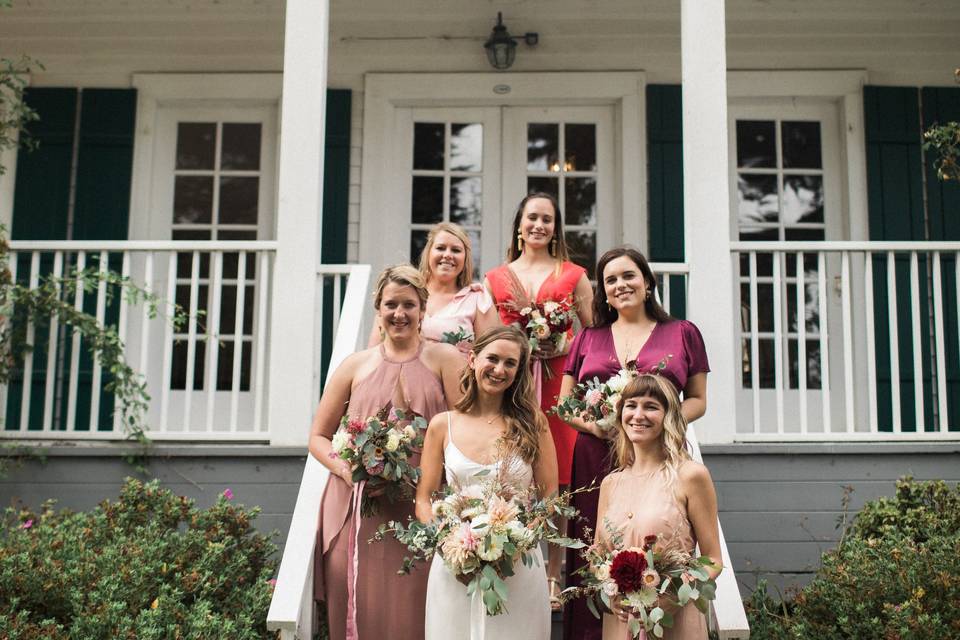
[330,408,428,516]
[553,365,638,432]
[440,327,474,352]
[568,521,717,638]
[374,461,586,616]
[517,296,577,354]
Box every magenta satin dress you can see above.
[314,344,448,640]
[562,320,709,640]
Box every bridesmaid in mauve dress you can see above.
[596,374,721,640]
[309,265,464,640]
[368,222,498,352]
[560,247,709,640]
[484,192,594,605]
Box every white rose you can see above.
[607,393,622,412]
[606,374,629,393]
[506,520,534,544]
[385,431,401,452]
[477,536,504,562]
[602,580,619,597]
[331,431,349,453]
[542,301,559,314]
[402,425,418,441]
[595,562,611,581]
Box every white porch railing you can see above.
[732,241,960,441]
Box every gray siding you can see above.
[2,443,959,598]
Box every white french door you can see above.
[389,105,616,277]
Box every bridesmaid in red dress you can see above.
[484,192,594,607]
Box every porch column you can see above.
[267,0,330,446]
[681,0,738,444]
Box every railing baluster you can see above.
[932,252,948,432]
[18,252,41,431]
[796,252,808,434]
[886,251,901,433]
[749,252,760,434]
[865,252,878,433]
[333,272,343,339]
[230,251,247,432]
[113,251,132,432]
[909,252,925,430]
[88,252,110,432]
[773,251,785,434]
[818,251,831,433]
[66,251,86,432]
[160,252,177,433]
[205,251,224,432]
[841,251,855,432]
[253,251,270,433]
[182,250,201,431]
[42,252,64,432]
[662,274,672,315]
[138,253,154,393]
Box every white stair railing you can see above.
[267,263,370,640]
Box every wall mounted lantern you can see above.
[483,12,538,71]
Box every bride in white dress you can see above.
[416,326,559,640]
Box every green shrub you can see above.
[744,477,960,640]
[0,478,278,639]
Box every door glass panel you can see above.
[414,123,445,170]
[736,120,776,168]
[565,177,597,226]
[219,176,259,224]
[781,121,822,169]
[450,124,483,171]
[527,123,559,170]
[176,123,216,170]
[173,176,213,224]
[449,177,482,226]
[564,124,596,171]
[221,123,262,170]
[411,176,444,224]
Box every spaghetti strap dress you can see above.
[597,468,708,640]
[314,343,448,640]
[424,412,550,640]
[485,261,585,485]
[562,320,710,640]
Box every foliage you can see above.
[743,478,960,640]
[0,0,42,176]
[924,121,960,182]
[0,478,278,639]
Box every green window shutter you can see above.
[646,84,686,318]
[864,86,932,431]
[319,89,352,385]
[922,86,960,430]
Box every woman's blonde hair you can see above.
[373,264,428,310]
[455,326,546,464]
[417,222,474,290]
[612,374,690,488]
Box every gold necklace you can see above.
[484,413,503,425]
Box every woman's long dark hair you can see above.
[592,246,672,327]
[506,192,571,264]
[455,326,546,464]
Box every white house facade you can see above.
[1,1,959,637]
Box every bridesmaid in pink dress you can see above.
[484,192,594,607]
[369,222,498,352]
[310,265,465,640]
[595,374,722,640]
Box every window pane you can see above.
[736,120,776,168]
[411,176,444,224]
[176,122,216,170]
[565,230,597,279]
[171,339,206,391]
[450,123,482,171]
[565,124,597,171]
[527,123,559,171]
[783,175,824,224]
[173,176,213,224]
[410,229,429,264]
[789,339,822,389]
[737,173,779,227]
[527,176,559,200]
[216,340,252,391]
[449,177,482,226]
[219,177,259,225]
[414,122,445,170]
[466,229,482,280]
[781,121,822,169]
[784,227,826,241]
[221,123,262,171]
[565,177,597,226]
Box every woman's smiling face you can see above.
[518,197,556,250]
[470,338,523,396]
[620,393,666,445]
[428,230,466,282]
[377,282,424,340]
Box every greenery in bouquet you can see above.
[553,365,638,433]
[374,460,587,616]
[330,408,427,516]
[440,327,474,352]
[566,520,717,639]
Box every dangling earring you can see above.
[516,230,524,252]
[550,237,557,256]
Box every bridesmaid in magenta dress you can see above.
[368,222,498,352]
[310,265,464,640]
[484,192,593,606]
[560,246,709,640]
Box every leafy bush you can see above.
[745,477,960,640]
[0,478,278,639]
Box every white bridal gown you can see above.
[424,414,551,640]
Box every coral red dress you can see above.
[485,261,585,485]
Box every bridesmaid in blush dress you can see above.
[596,374,721,640]
[484,192,594,606]
[310,265,465,640]
[369,222,498,352]
[559,246,709,640]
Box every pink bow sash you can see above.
[345,480,365,640]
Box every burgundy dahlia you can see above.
[610,549,648,593]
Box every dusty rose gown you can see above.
[597,467,708,640]
[314,344,448,640]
